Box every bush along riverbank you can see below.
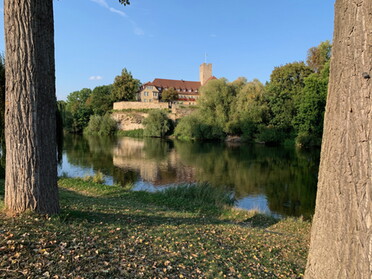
[0,178,310,278]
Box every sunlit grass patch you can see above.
[58,177,126,197]
[82,171,105,184]
[151,182,236,215]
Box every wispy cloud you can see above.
[90,0,144,36]
[210,34,217,38]
[89,76,103,81]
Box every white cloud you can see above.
[89,76,103,81]
[90,0,144,36]
[109,7,127,17]
[91,0,109,9]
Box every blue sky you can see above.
[0,0,335,100]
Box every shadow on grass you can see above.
[58,188,228,227]
[238,213,279,229]
[59,209,226,227]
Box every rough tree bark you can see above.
[305,0,371,278]
[4,0,59,214]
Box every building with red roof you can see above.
[138,63,217,105]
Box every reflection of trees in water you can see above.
[64,135,319,218]
[113,137,192,185]
[174,141,319,218]
[63,134,139,186]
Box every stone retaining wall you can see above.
[113,101,169,110]
[112,102,198,130]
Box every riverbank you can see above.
[0,178,310,278]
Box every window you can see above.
[188,89,192,92]
[144,92,149,96]
[153,92,158,97]
[146,86,153,90]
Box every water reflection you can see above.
[60,135,319,218]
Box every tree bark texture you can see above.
[305,0,371,278]
[4,0,59,214]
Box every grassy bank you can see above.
[117,129,144,138]
[0,178,310,278]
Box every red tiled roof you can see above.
[206,76,218,82]
[152,78,201,91]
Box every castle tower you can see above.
[200,63,213,86]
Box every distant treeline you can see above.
[174,41,331,148]
[58,69,140,134]
[58,41,331,148]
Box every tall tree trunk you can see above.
[305,0,371,278]
[4,0,59,214]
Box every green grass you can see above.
[82,171,105,184]
[117,129,144,138]
[152,183,236,216]
[0,178,310,278]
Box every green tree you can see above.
[112,68,141,102]
[266,62,313,132]
[230,79,269,140]
[198,78,236,135]
[143,110,171,138]
[65,88,93,133]
[84,115,102,135]
[89,85,114,115]
[161,88,179,104]
[293,63,329,147]
[306,40,332,73]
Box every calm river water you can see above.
[58,135,320,218]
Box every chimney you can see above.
[200,63,212,86]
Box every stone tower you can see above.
[200,63,213,86]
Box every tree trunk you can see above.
[305,0,371,278]
[4,0,59,214]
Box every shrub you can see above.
[295,132,322,148]
[84,115,102,135]
[174,114,200,140]
[174,114,225,141]
[99,114,117,135]
[256,126,285,145]
[240,120,258,142]
[84,114,117,135]
[143,110,172,138]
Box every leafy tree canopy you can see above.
[266,62,313,131]
[161,88,179,103]
[198,78,236,134]
[112,68,141,102]
[306,40,332,73]
[143,110,171,138]
[89,85,114,115]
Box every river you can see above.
[58,135,320,218]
